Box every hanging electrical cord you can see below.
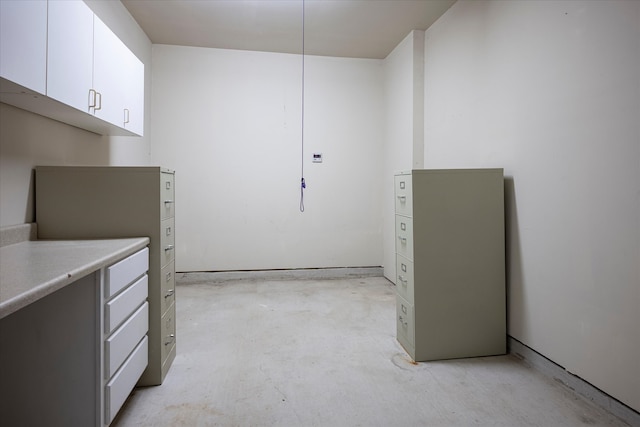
[299,0,306,212]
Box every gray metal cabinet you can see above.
[36,166,176,385]
[394,169,506,361]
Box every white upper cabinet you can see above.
[122,49,145,135]
[0,0,144,136]
[0,0,47,95]
[47,0,94,112]
[93,14,128,128]
[92,15,144,135]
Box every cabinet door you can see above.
[122,49,144,136]
[47,0,94,112]
[93,14,127,127]
[0,0,47,95]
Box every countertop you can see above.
[0,237,150,319]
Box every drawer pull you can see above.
[165,289,174,298]
[166,272,172,281]
[165,245,174,251]
[164,200,174,204]
[398,236,407,243]
[397,195,406,201]
[165,334,175,346]
[401,304,407,315]
[398,275,407,285]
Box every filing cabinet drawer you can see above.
[396,295,414,347]
[161,217,175,266]
[161,303,176,362]
[161,342,177,381]
[105,274,148,334]
[395,215,414,261]
[395,255,414,305]
[105,302,148,378]
[105,335,148,425]
[105,247,149,299]
[160,262,175,316]
[394,174,413,217]
[161,172,175,219]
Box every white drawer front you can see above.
[394,174,413,216]
[160,217,175,266]
[161,261,175,316]
[395,255,414,305]
[396,295,415,347]
[105,274,148,334]
[106,247,149,299]
[161,172,175,219]
[395,215,414,261]
[105,335,148,425]
[105,302,148,378]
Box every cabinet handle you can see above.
[165,333,175,345]
[88,89,97,111]
[95,91,102,111]
[397,195,406,201]
[398,236,407,243]
[398,275,407,286]
[165,289,175,298]
[398,315,408,328]
[124,108,130,124]
[166,272,172,282]
[164,200,174,204]
[165,245,174,251]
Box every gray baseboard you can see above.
[508,336,639,426]
[177,266,384,284]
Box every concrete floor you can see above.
[113,274,631,426]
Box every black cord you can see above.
[299,0,305,212]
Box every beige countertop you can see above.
[0,237,150,319]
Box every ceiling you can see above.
[121,0,456,59]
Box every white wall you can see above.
[151,45,384,271]
[382,30,425,282]
[423,0,640,411]
[0,1,152,227]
